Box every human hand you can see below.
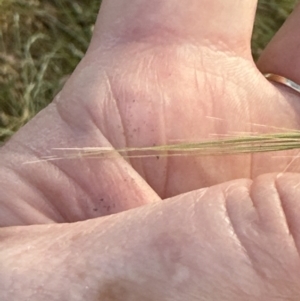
[3,174,300,300]
[1,0,300,300]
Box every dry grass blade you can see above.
[22,131,300,164]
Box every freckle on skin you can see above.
[97,280,155,301]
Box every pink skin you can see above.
[1,0,300,299]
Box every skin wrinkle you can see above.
[123,80,148,183]
[203,47,250,77]
[155,45,190,197]
[273,179,293,236]
[223,184,255,268]
[195,49,215,142]
[41,157,92,222]
[193,65,201,97]
[76,66,130,155]
[239,68,260,181]
[208,37,250,59]
[245,176,300,293]
[274,178,300,261]
[203,38,245,61]
[251,176,291,235]
[222,181,274,287]
[0,165,64,224]
[189,188,208,234]
[0,202,23,226]
[46,161,99,221]
[0,193,54,226]
[154,67,169,198]
[108,67,151,182]
[54,89,88,133]
[103,71,129,158]
[246,180,276,281]
[207,72,219,138]
[53,101,108,219]
[162,118,169,198]
[185,185,262,299]
[235,75,253,180]
[103,41,250,89]
[2,141,73,222]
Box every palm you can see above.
[2,0,300,224]
[61,36,300,198]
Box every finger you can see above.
[257,3,300,85]
[90,0,258,53]
[4,173,300,300]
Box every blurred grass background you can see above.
[0,0,297,143]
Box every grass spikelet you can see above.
[22,130,300,164]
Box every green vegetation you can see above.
[0,0,297,143]
[252,0,296,59]
[0,0,100,142]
